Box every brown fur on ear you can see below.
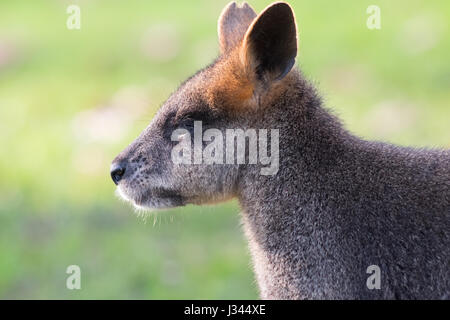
[206,51,255,112]
[218,2,257,54]
[209,2,298,113]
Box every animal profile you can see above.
[112,2,450,299]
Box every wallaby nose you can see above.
[110,162,126,185]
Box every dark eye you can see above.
[176,110,214,128]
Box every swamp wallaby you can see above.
[111,2,450,299]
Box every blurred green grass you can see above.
[0,0,449,299]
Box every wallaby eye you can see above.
[176,110,214,128]
[178,114,196,127]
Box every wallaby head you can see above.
[111,2,299,210]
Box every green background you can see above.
[0,0,449,299]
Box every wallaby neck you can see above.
[235,75,357,298]
[237,73,352,218]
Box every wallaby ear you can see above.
[218,2,257,53]
[241,2,297,83]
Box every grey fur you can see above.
[112,2,450,299]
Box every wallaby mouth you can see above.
[111,142,186,210]
[116,184,185,211]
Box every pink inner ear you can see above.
[218,2,257,53]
